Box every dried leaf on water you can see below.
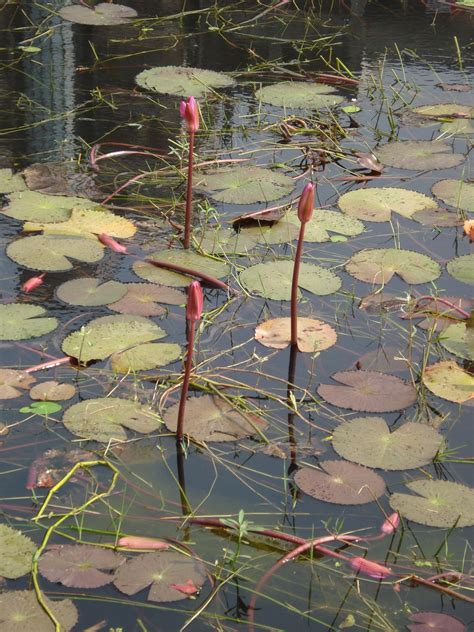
[255,317,337,352]
[0,369,36,399]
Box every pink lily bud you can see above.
[21,273,46,293]
[186,280,203,322]
[180,96,200,133]
[118,536,169,550]
[297,182,315,223]
[380,512,400,536]
[350,556,392,579]
[98,233,128,254]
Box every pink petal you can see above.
[117,536,169,550]
[170,579,199,595]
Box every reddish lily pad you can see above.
[0,369,36,400]
[346,248,440,285]
[255,317,337,352]
[59,3,137,25]
[407,612,466,632]
[354,347,408,372]
[0,591,78,632]
[108,283,185,316]
[401,296,473,331]
[29,381,76,401]
[375,140,465,171]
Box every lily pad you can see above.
[133,249,229,287]
[196,167,295,204]
[265,209,364,241]
[447,254,474,285]
[402,296,473,331]
[389,479,474,528]
[2,190,96,222]
[0,304,58,341]
[7,235,104,271]
[240,259,341,300]
[113,551,207,602]
[59,3,137,25]
[0,591,78,632]
[0,369,36,399]
[255,82,344,109]
[345,248,441,285]
[440,118,474,135]
[354,346,408,372]
[422,361,474,404]
[317,370,417,412]
[20,402,62,415]
[432,179,473,212]
[0,168,26,193]
[164,394,268,442]
[338,188,438,222]
[439,322,474,360]
[39,544,125,588]
[0,525,36,579]
[194,226,260,254]
[107,283,185,316]
[411,206,463,227]
[332,417,443,470]
[135,65,234,97]
[375,140,465,171]
[62,314,166,363]
[23,162,100,198]
[111,342,181,373]
[239,218,299,246]
[409,102,474,121]
[255,317,337,352]
[56,278,127,306]
[294,460,385,505]
[24,207,136,239]
[62,397,161,442]
[407,612,466,632]
[29,381,76,401]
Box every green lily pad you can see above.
[56,278,127,306]
[240,217,299,245]
[0,304,58,341]
[342,104,361,113]
[409,103,474,120]
[0,369,36,400]
[62,314,166,363]
[346,248,441,285]
[135,65,234,97]
[133,249,229,287]
[411,206,463,227]
[59,3,137,25]
[24,207,136,239]
[440,118,474,135]
[389,480,474,528]
[255,82,344,109]
[20,401,62,415]
[240,259,341,300]
[107,283,185,316]
[0,591,78,632]
[439,322,474,360]
[111,342,181,373]
[194,226,261,254]
[422,360,474,404]
[7,235,104,271]
[332,417,443,470]
[2,190,96,222]
[0,525,36,579]
[338,188,438,222]
[447,254,474,285]
[432,179,473,212]
[196,167,295,204]
[375,140,465,170]
[0,168,26,194]
[62,397,161,442]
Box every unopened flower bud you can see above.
[99,233,128,254]
[380,512,400,536]
[186,280,203,322]
[21,273,46,293]
[180,96,200,133]
[297,182,315,223]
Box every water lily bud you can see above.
[380,512,400,536]
[118,536,169,550]
[350,556,392,579]
[180,96,200,133]
[297,182,315,223]
[21,273,46,293]
[98,233,128,254]
[186,280,203,322]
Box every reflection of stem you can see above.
[290,222,306,348]
[176,320,196,442]
[176,442,191,517]
[286,344,298,473]
[183,130,195,249]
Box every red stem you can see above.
[176,319,196,442]
[411,296,470,319]
[101,172,149,205]
[25,356,71,373]
[290,222,306,347]
[183,130,195,249]
[144,258,236,294]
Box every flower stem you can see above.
[290,222,306,348]
[176,319,196,441]
[183,130,195,249]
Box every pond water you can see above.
[0,1,473,631]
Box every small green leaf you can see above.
[342,104,361,113]
[20,401,62,415]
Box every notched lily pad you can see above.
[133,249,229,287]
[338,188,438,222]
[107,283,184,316]
[196,167,295,204]
[29,381,76,401]
[194,226,260,254]
[432,179,473,212]
[255,82,344,109]
[23,162,99,198]
[0,304,58,341]
[375,140,465,171]
[24,207,136,239]
[59,2,137,25]
[407,612,466,632]
[439,322,474,360]
[135,65,234,97]
[447,254,474,285]
[346,248,440,285]
[0,168,26,193]
[56,278,127,306]
[7,235,104,271]
[422,361,474,404]
[0,524,36,579]
[0,369,36,399]
[0,590,78,632]
[2,190,96,222]
[411,206,463,227]
[255,317,337,352]
[111,342,181,373]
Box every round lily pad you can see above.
[20,401,62,415]
[422,361,474,404]
[240,259,341,300]
[389,479,474,528]
[111,342,181,373]
[439,322,474,360]
[0,369,36,399]
[107,283,184,316]
[24,207,136,239]
[411,206,463,227]
[62,397,161,442]
[7,235,104,271]
[0,525,36,579]
[294,460,386,505]
[0,168,26,194]
[239,218,299,246]
[2,190,96,222]
[113,550,207,602]
[338,188,438,222]
[135,65,234,97]
[332,417,443,470]
[56,278,127,306]
[345,248,441,285]
[164,394,268,442]
[432,179,473,212]
[29,381,76,401]
[255,82,344,109]
[259,209,364,241]
[62,314,166,363]
[447,254,474,285]
[317,370,417,412]
[197,167,295,205]
[375,140,465,171]
[407,612,466,632]
[255,317,337,352]
[0,591,78,632]
[0,304,58,341]
[133,249,229,287]
[59,3,137,25]
[194,227,260,254]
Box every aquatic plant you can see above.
[180,96,200,249]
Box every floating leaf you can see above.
[255,82,344,109]
[29,381,76,401]
[402,296,473,331]
[135,65,234,97]
[389,479,474,528]
[375,140,465,170]
[294,460,385,505]
[2,190,95,222]
[409,102,473,121]
[432,179,473,212]
[0,168,26,193]
[56,278,127,306]
[59,2,137,25]
[164,394,268,442]
[24,207,136,239]
[407,612,466,632]
[411,206,463,227]
[447,254,474,285]
[0,525,36,579]
[276,209,365,241]
[196,167,295,204]
[194,226,260,254]
[354,347,408,372]
[62,314,166,363]
[111,342,181,373]
[240,260,341,300]
[338,188,438,222]
[107,283,184,316]
[0,591,78,632]
[439,323,474,360]
[422,361,474,404]
[133,249,229,287]
[440,118,474,135]
[20,402,62,415]
[7,235,104,271]
[342,104,361,113]
[239,218,299,245]
[113,551,207,602]
[255,317,337,352]
[39,544,125,588]
[0,304,58,341]
[332,418,443,470]
[22,162,99,198]
[0,369,35,399]
[437,83,471,92]
[317,371,417,412]
[62,397,161,442]
[346,248,441,285]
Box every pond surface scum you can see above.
[0,0,473,630]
